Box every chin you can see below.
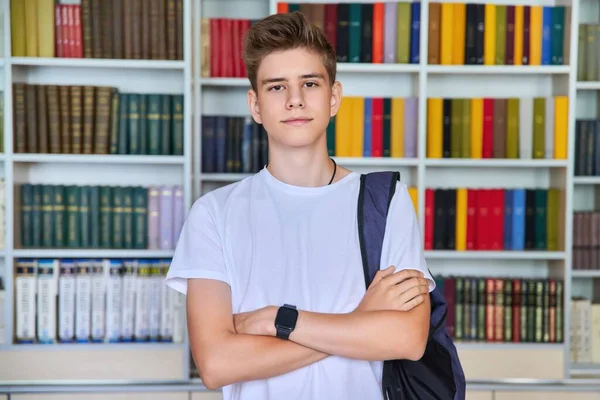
[270,126,325,149]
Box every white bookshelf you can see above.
[1,0,599,397]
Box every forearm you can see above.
[198,332,327,390]
[289,309,427,362]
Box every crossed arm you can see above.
[187,267,431,390]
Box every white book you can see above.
[120,259,137,341]
[134,260,151,341]
[36,259,58,344]
[58,260,76,342]
[0,277,5,344]
[104,259,123,343]
[15,259,37,343]
[75,260,92,342]
[591,304,600,364]
[90,259,106,342]
[545,96,555,159]
[148,260,162,341]
[519,97,533,159]
[172,289,186,344]
[160,260,173,342]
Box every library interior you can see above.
[1,0,600,399]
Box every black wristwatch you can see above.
[274,304,298,340]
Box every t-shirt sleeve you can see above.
[380,182,436,292]
[164,195,230,295]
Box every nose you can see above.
[286,86,305,109]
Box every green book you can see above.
[139,94,148,155]
[546,188,559,250]
[99,186,112,248]
[160,95,172,155]
[451,99,462,158]
[118,93,129,155]
[89,186,100,248]
[171,95,184,156]
[111,186,124,249]
[122,187,134,249]
[495,6,507,65]
[109,89,120,154]
[348,4,362,63]
[383,98,392,157]
[532,98,546,158]
[454,278,464,340]
[396,2,411,63]
[79,186,91,248]
[534,189,547,250]
[506,98,520,158]
[147,94,162,155]
[128,94,140,155]
[133,187,148,249]
[41,185,54,247]
[32,185,42,247]
[53,185,66,248]
[551,7,565,65]
[66,185,80,248]
[326,117,335,157]
[20,184,33,247]
[461,99,471,158]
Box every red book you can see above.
[490,189,505,250]
[485,278,495,341]
[324,5,338,49]
[61,5,71,58]
[231,20,241,78]
[371,98,383,157]
[372,3,384,63]
[512,278,521,342]
[210,19,221,77]
[55,5,63,57]
[476,189,490,249]
[424,188,435,250]
[72,5,82,58]
[277,3,289,13]
[222,19,233,77]
[240,20,251,77]
[466,189,478,250]
[482,98,494,158]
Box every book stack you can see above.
[427,96,569,159]
[572,210,600,271]
[13,258,185,344]
[200,18,251,78]
[13,84,184,156]
[331,96,418,158]
[17,184,184,251]
[10,0,184,60]
[277,2,421,64]
[428,3,569,66]
[434,275,564,343]
[425,187,564,251]
[575,119,600,176]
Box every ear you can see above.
[329,81,342,118]
[247,89,263,124]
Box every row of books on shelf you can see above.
[278,2,421,65]
[571,282,600,364]
[429,3,568,66]
[201,116,269,174]
[572,210,600,271]
[13,84,184,156]
[577,24,600,82]
[424,187,564,251]
[427,96,568,160]
[575,119,600,177]
[11,258,186,345]
[437,275,563,343]
[17,184,184,250]
[10,0,184,61]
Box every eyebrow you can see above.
[261,73,325,86]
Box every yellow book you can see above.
[408,187,418,216]
[427,98,443,158]
[440,3,454,65]
[37,0,55,57]
[456,188,468,251]
[350,97,365,157]
[514,6,523,65]
[553,96,568,159]
[335,97,353,157]
[24,0,39,57]
[453,3,466,65]
[484,4,496,65]
[470,98,483,158]
[391,98,405,158]
[10,0,27,56]
[530,6,543,65]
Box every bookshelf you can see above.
[0,0,599,398]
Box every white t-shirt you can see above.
[165,166,435,400]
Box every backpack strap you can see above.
[357,171,401,289]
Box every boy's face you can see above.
[247,47,342,150]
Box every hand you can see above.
[355,266,430,313]
[233,306,278,337]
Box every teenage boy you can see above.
[165,11,435,400]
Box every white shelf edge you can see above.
[427,65,571,74]
[425,159,568,168]
[573,176,600,185]
[424,250,566,260]
[199,78,249,87]
[456,342,564,350]
[576,82,600,90]
[11,154,186,165]
[10,57,185,70]
[572,270,600,278]
[337,63,419,73]
[2,342,186,351]
[12,249,175,258]
[333,156,419,166]
[570,364,600,378]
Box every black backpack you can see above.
[357,171,466,400]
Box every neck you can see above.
[266,140,334,188]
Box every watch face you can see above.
[277,306,298,329]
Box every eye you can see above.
[269,85,284,92]
[304,81,318,88]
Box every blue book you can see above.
[410,2,421,64]
[215,117,227,173]
[504,189,513,250]
[541,7,552,65]
[511,189,526,250]
[364,98,372,157]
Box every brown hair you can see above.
[242,11,337,92]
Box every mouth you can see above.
[282,117,313,125]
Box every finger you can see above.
[371,265,395,286]
[393,277,430,295]
[382,269,425,286]
[394,282,429,303]
[399,294,426,311]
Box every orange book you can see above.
[514,6,523,65]
[529,6,542,65]
[553,96,568,159]
[372,3,385,63]
[277,3,289,13]
[452,3,466,65]
[440,3,454,65]
[427,98,443,158]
